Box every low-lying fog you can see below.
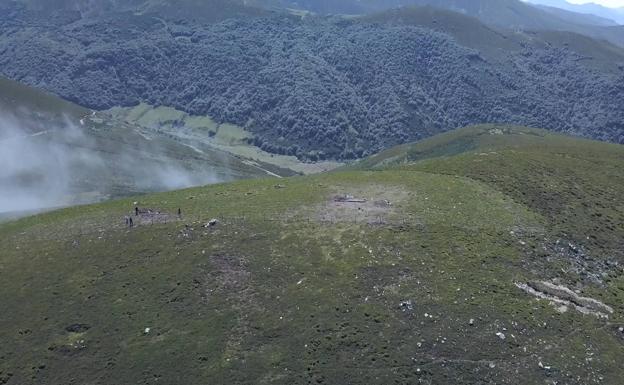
[0,112,222,215]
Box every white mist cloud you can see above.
[0,114,79,213]
[0,111,224,214]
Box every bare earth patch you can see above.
[120,208,176,228]
[136,208,174,225]
[315,184,410,225]
[206,254,252,301]
[204,255,257,360]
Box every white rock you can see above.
[496,332,506,340]
[469,318,475,326]
[144,327,150,334]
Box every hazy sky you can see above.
[568,0,624,7]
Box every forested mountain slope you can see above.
[265,0,624,46]
[2,4,623,160]
[7,0,270,21]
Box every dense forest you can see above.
[1,2,623,159]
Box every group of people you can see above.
[123,206,140,228]
[123,206,182,228]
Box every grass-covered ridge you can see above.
[1,125,623,384]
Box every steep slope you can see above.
[0,76,87,122]
[365,7,624,72]
[267,0,624,47]
[1,125,623,384]
[0,76,290,215]
[2,6,623,160]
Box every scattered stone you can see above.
[618,327,623,333]
[333,194,366,203]
[399,300,413,312]
[71,339,86,350]
[555,304,568,313]
[469,318,475,326]
[204,219,219,228]
[374,199,392,207]
[496,332,506,340]
[144,328,151,334]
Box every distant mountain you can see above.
[7,0,624,47]
[525,0,624,24]
[267,0,624,47]
[534,4,618,26]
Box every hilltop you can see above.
[1,125,623,384]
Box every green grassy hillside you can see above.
[1,125,622,384]
[0,77,87,121]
